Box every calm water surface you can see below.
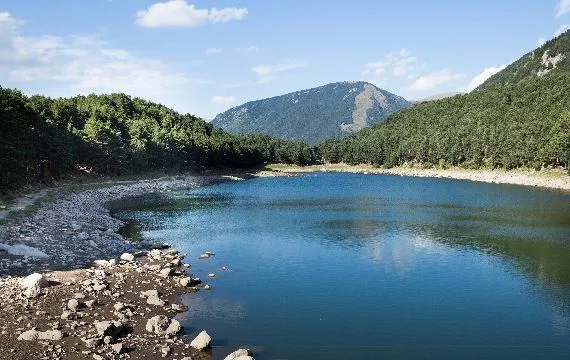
[114,173,570,359]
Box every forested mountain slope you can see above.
[0,90,316,191]
[212,81,410,144]
[319,30,570,170]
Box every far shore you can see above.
[259,164,570,191]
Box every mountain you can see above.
[212,81,411,144]
[320,30,570,170]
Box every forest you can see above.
[319,71,570,170]
[0,89,317,191]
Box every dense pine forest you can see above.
[319,31,570,170]
[0,89,316,191]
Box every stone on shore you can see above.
[190,330,211,350]
[224,348,254,360]
[120,253,135,262]
[145,315,181,337]
[18,329,64,341]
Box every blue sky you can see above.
[1,0,569,119]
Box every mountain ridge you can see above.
[212,81,410,144]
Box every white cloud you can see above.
[136,0,247,28]
[251,59,306,83]
[211,95,236,106]
[556,0,570,17]
[554,24,570,37]
[408,69,463,91]
[463,65,507,92]
[237,46,260,53]
[536,24,569,49]
[205,47,222,55]
[0,12,192,101]
[362,49,419,82]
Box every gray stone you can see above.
[190,330,211,350]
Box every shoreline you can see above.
[0,173,255,359]
[260,164,570,192]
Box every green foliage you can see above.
[478,29,570,90]
[320,72,570,170]
[212,81,410,144]
[0,90,317,191]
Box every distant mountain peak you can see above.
[212,81,410,144]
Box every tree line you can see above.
[0,89,317,191]
[319,72,570,171]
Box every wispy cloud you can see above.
[237,46,260,54]
[1,12,192,101]
[211,95,236,106]
[251,59,306,83]
[136,0,247,28]
[205,47,223,55]
[408,69,463,91]
[362,49,461,93]
[556,0,570,17]
[463,64,506,92]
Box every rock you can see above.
[224,349,254,360]
[159,268,174,277]
[145,315,181,337]
[183,263,191,268]
[85,300,97,308]
[141,289,159,298]
[19,330,64,341]
[179,277,192,287]
[38,330,64,341]
[93,260,110,268]
[103,335,113,345]
[93,320,123,338]
[82,337,102,348]
[190,330,211,350]
[18,330,39,341]
[109,258,117,266]
[161,345,171,357]
[93,354,104,360]
[111,343,124,354]
[114,302,125,312]
[120,253,135,262]
[21,273,48,290]
[68,298,80,312]
[147,294,166,306]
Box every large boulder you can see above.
[145,315,181,337]
[224,349,254,360]
[190,330,211,350]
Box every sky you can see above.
[1,0,569,119]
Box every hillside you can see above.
[0,90,317,191]
[478,30,570,89]
[212,81,410,144]
[320,31,570,170]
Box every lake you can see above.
[113,173,570,360]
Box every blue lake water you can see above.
[113,173,570,359]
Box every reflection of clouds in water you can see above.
[366,229,450,275]
[177,296,247,325]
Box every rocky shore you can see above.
[0,175,255,359]
[266,165,570,191]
